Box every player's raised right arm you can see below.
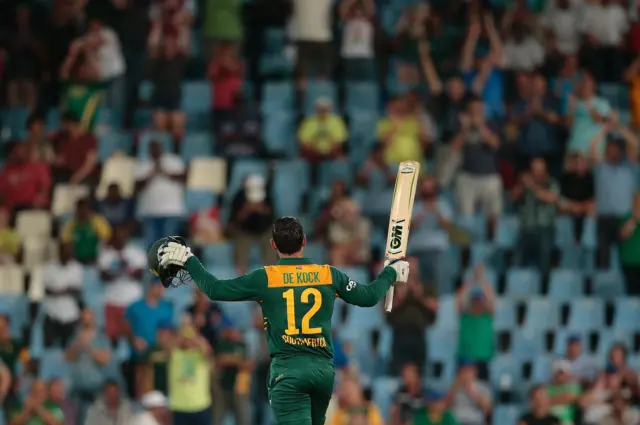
[184,256,265,302]
[333,266,397,307]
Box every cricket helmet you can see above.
[148,236,192,288]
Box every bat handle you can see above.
[384,286,395,312]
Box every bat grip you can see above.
[384,286,395,312]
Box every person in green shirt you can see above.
[547,360,581,425]
[9,379,64,425]
[150,216,409,425]
[61,198,112,264]
[619,192,640,295]
[413,391,459,425]
[456,264,495,381]
[141,322,174,395]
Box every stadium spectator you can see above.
[541,0,580,59]
[0,142,51,211]
[298,98,348,163]
[134,140,186,248]
[186,288,225,348]
[188,203,224,245]
[503,22,545,72]
[48,378,77,425]
[619,192,640,294]
[148,0,194,57]
[99,226,147,343]
[624,56,640,131]
[95,183,137,230]
[387,257,437,374]
[356,143,396,187]
[228,174,276,273]
[456,265,495,379]
[124,281,172,397]
[208,44,244,121]
[289,0,334,85]
[560,154,595,241]
[460,14,505,119]
[406,91,437,143]
[5,5,44,110]
[563,335,598,385]
[412,175,453,284]
[376,95,429,165]
[9,379,64,425]
[213,323,251,425]
[130,391,169,425]
[50,114,98,184]
[390,363,425,425]
[65,308,111,408]
[553,55,581,105]
[607,344,640,397]
[413,390,458,425]
[547,360,581,425]
[446,360,492,425]
[169,315,212,425]
[594,132,637,268]
[566,73,612,156]
[0,315,24,374]
[327,375,384,425]
[328,198,371,266]
[42,241,83,348]
[394,3,428,85]
[24,114,54,164]
[600,390,639,425]
[338,0,376,81]
[0,205,20,264]
[580,365,624,425]
[216,94,264,158]
[452,96,502,236]
[203,0,243,48]
[140,322,174,395]
[315,180,350,239]
[149,36,187,141]
[518,385,560,425]
[0,358,9,405]
[84,380,134,425]
[61,197,111,264]
[512,157,559,274]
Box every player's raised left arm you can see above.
[333,260,409,307]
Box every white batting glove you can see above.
[159,241,193,268]
[384,259,409,284]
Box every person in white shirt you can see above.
[42,242,83,348]
[128,391,169,425]
[289,0,334,85]
[339,0,376,80]
[541,0,581,56]
[98,226,147,342]
[135,140,186,249]
[503,22,545,72]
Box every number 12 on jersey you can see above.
[283,288,323,335]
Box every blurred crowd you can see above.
[2,0,640,424]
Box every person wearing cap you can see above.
[298,97,348,163]
[547,359,581,425]
[413,390,458,425]
[563,335,598,385]
[518,385,560,425]
[376,95,429,165]
[326,375,383,425]
[85,380,134,425]
[391,363,425,425]
[447,360,492,425]
[228,174,276,273]
[129,391,169,425]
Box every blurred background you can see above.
[1,0,640,424]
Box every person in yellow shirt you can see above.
[376,95,429,164]
[0,207,19,264]
[326,375,385,425]
[298,98,348,163]
[61,197,111,264]
[624,57,640,131]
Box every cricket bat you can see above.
[384,160,420,312]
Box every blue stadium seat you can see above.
[505,268,542,297]
[511,330,544,361]
[180,81,212,113]
[592,270,625,298]
[264,28,287,53]
[349,111,379,146]
[3,108,29,139]
[531,356,553,383]
[470,243,502,271]
[81,267,103,305]
[202,242,234,267]
[612,298,640,332]
[428,328,458,360]
[596,331,631,362]
[493,405,521,425]
[489,355,523,389]
[581,217,597,249]
[554,217,575,248]
[40,349,71,382]
[494,298,516,331]
[341,267,369,286]
[0,295,28,335]
[304,242,327,264]
[457,214,488,242]
[523,298,559,331]
[372,377,400,421]
[259,54,293,77]
[548,269,584,300]
[318,160,355,188]
[163,282,194,325]
[138,130,172,160]
[433,295,458,331]
[262,82,294,115]
[181,132,213,162]
[462,267,498,288]
[225,159,269,203]
[304,81,338,115]
[46,109,60,130]
[273,159,310,200]
[553,329,585,355]
[96,108,122,131]
[495,215,519,248]
[345,82,380,115]
[185,190,216,213]
[138,80,154,102]
[218,302,254,331]
[133,108,153,129]
[566,299,604,332]
[263,111,295,155]
[98,131,132,161]
[344,302,384,338]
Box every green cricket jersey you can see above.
[61,80,105,131]
[185,256,396,361]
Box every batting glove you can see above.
[159,241,193,268]
[384,259,409,284]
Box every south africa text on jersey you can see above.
[282,335,327,347]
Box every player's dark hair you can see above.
[272,216,304,255]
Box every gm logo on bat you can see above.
[400,164,417,173]
[388,219,405,255]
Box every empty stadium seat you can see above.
[592,270,625,298]
[138,130,173,159]
[428,328,458,360]
[318,160,354,188]
[506,268,541,297]
[263,111,295,154]
[181,132,214,162]
[97,156,136,198]
[0,294,28,335]
[612,298,640,332]
[489,355,523,389]
[493,405,521,425]
[494,298,517,330]
[51,184,90,217]
[187,157,227,193]
[531,356,553,383]
[262,82,294,114]
[372,377,400,421]
[304,242,327,264]
[185,190,216,213]
[511,330,545,361]
[349,111,379,146]
[345,82,380,115]
[495,215,519,248]
[433,295,458,331]
[15,210,52,242]
[566,299,604,332]
[548,269,584,301]
[523,298,560,331]
[39,349,71,382]
[202,242,234,267]
[180,81,212,113]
